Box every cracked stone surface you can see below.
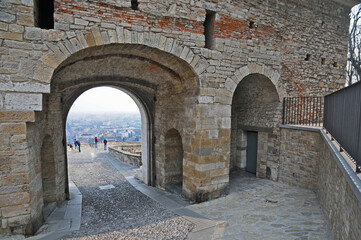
[186,170,330,240]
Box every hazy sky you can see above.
[69,87,140,114]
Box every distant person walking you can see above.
[103,139,108,150]
[74,139,78,150]
[77,140,81,152]
[95,137,99,148]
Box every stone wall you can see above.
[317,131,361,240]
[108,147,142,167]
[109,142,142,154]
[279,126,361,239]
[279,126,321,190]
[164,128,183,185]
[0,0,355,236]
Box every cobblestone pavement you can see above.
[187,171,330,240]
[61,149,194,240]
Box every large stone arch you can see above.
[24,39,204,232]
[225,63,285,103]
[33,28,209,88]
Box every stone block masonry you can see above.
[279,127,321,190]
[0,0,357,236]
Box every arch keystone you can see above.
[84,32,96,47]
[137,32,144,44]
[131,31,137,44]
[248,63,265,75]
[101,31,111,44]
[164,38,174,53]
[91,29,103,46]
[116,27,124,43]
[123,29,132,43]
[108,30,117,43]
[158,35,167,50]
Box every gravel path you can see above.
[61,150,194,240]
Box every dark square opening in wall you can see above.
[203,10,216,50]
[131,0,139,10]
[305,54,311,61]
[249,21,255,29]
[34,0,54,29]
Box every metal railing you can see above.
[324,81,361,172]
[282,97,324,126]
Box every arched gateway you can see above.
[25,42,204,233]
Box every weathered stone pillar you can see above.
[183,103,231,202]
[0,111,36,235]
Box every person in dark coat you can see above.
[103,139,108,150]
[77,140,81,152]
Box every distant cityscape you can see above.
[66,112,141,145]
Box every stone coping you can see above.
[108,146,141,157]
[281,124,361,204]
[280,124,322,132]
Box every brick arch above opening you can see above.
[33,28,209,87]
[225,63,285,102]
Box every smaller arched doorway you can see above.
[231,73,281,178]
[164,129,184,192]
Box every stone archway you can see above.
[230,73,282,179]
[164,128,183,186]
[24,42,201,232]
